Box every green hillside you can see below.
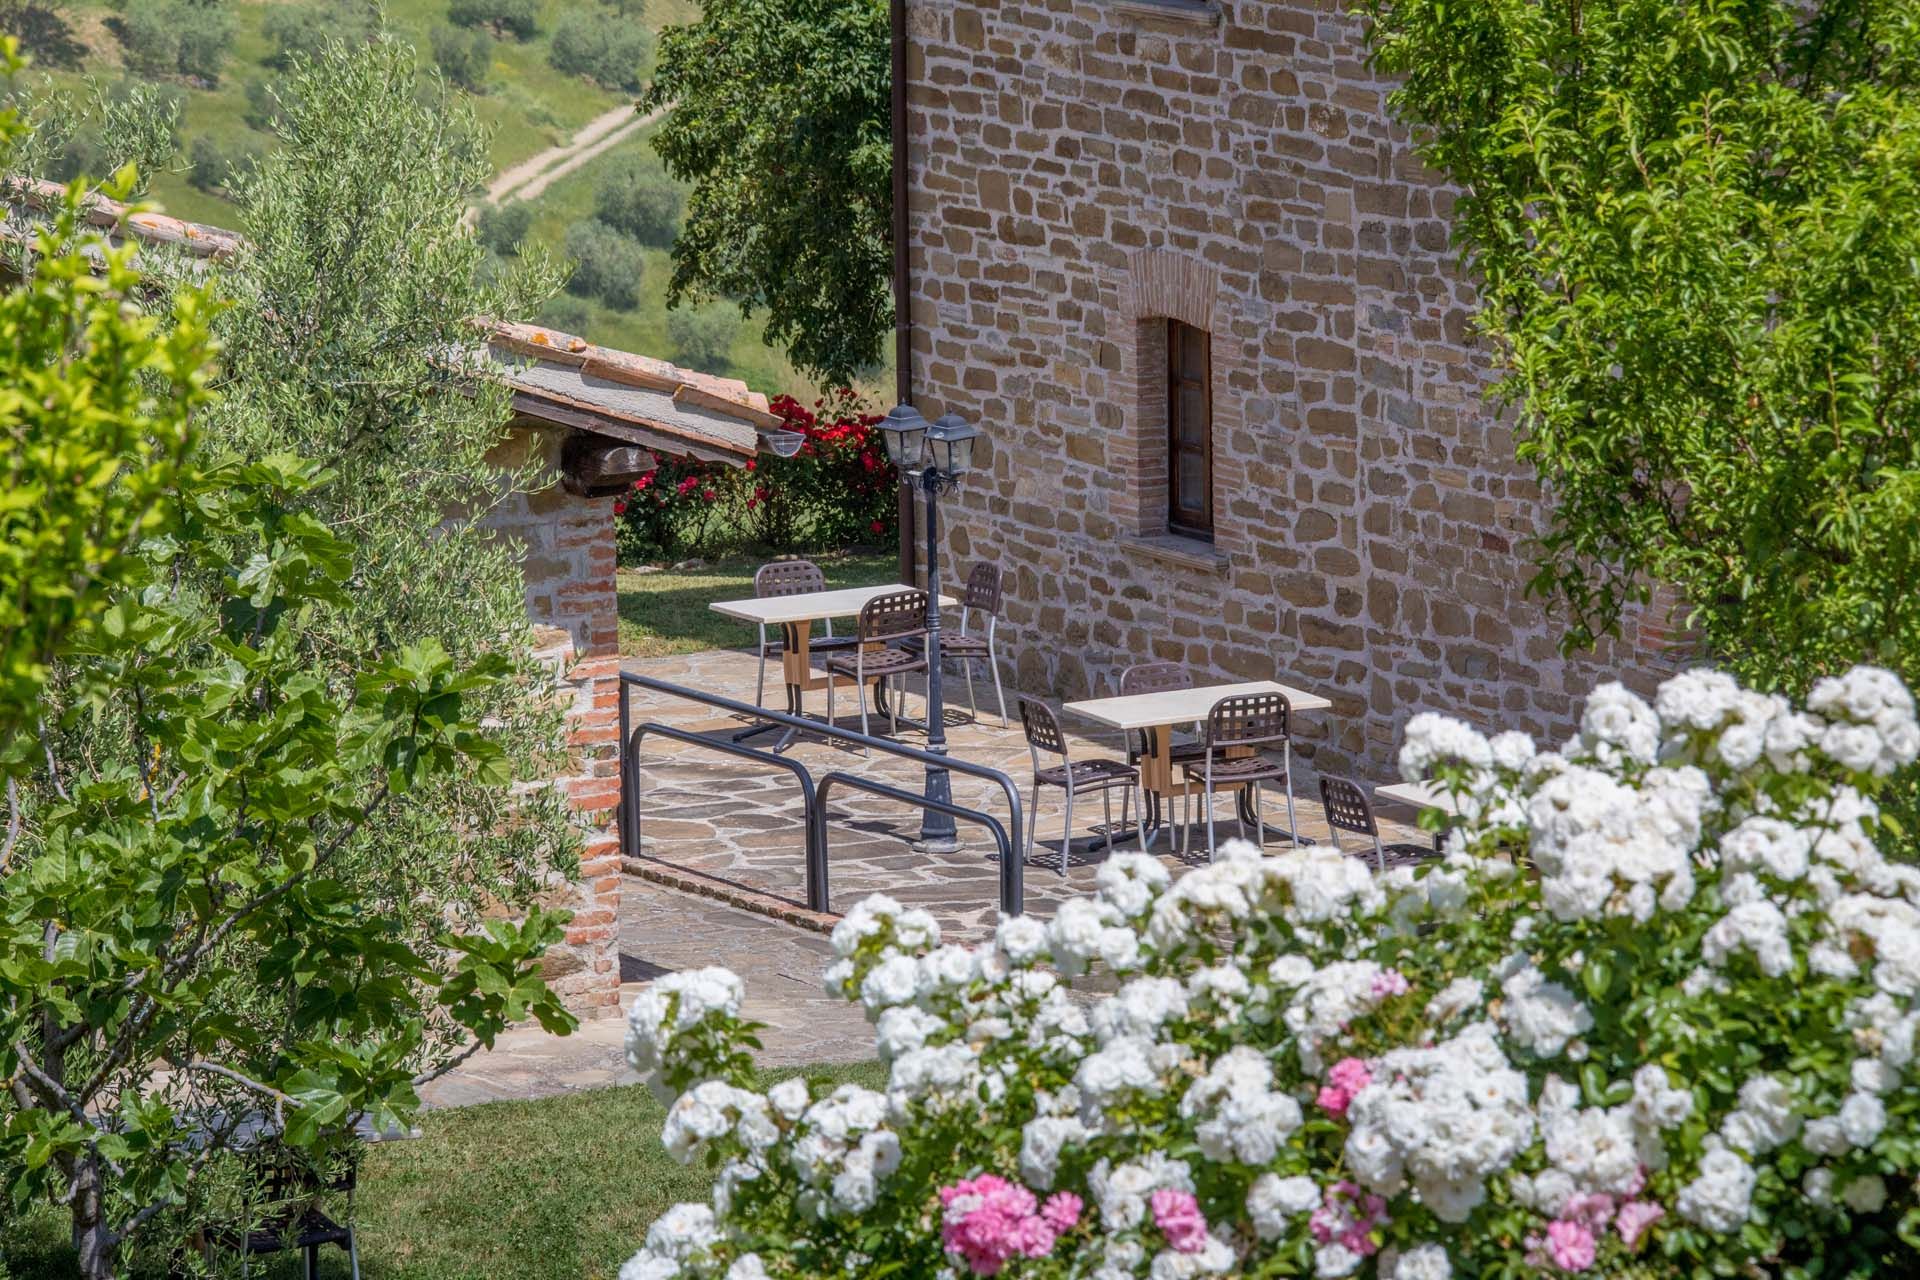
[1,0,831,398]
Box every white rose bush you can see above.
[620,667,1920,1279]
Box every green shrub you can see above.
[172,0,233,80]
[447,0,537,40]
[475,200,533,256]
[594,155,683,246]
[430,21,491,91]
[187,133,263,194]
[243,77,293,131]
[263,0,373,68]
[666,303,739,372]
[116,0,180,77]
[561,218,644,310]
[537,293,594,336]
[546,8,652,91]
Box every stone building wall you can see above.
[902,0,1684,779]
[481,425,623,1018]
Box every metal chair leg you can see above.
[1027,785,1041,866]
[1372,834,1386,874]
[1283,742,1300,846]
[305,1243,318,1280]
[349,1227,362,1280]
[989,641,1008,727]
[1204,775,1217,862]
[1247,780,1261,847]
[965,654,979,724]
[1103,789,1115,855]
[755,625,769,707]
[1061,786,1074,875]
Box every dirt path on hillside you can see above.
[482,100,670,208]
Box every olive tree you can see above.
[0,71,571,1280]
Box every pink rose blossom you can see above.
[939,1174,1062,1275]
[1561,1192,1614,1229]
[1371,968,1411,998]
[1615,1200,1664,1249]
[1308,1180,1388,1258]
[1041,1192,1083,1233]
[1545,1219,1597,1272]
[1317,1057,1374,1117]
[1150,1188,1210,1253]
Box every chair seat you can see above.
[1036,757,1138,793]
[762,634,859,657]
[898,633,989,658]
[1132,739,1207,764]
[823,646,927,679]
[214,1208,353,1255]
[1182,753,1290,784]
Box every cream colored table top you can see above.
[1064,680,1332,731]
[1374,779,1465,817]
[709,583,957,627]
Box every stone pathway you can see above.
[422,645,1434,1108]
[420,878,874,1108]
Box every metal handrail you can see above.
[618,669,1026,914]
[814,770,1016,911]
[622,721,824,909]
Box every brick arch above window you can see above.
[1125,248,1220,332]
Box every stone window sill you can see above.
[1111,0,1220,28]
[1123,532,1230,574]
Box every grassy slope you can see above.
[617,548,897,658]
[6,0,856,399]
[3,1063,886,1279]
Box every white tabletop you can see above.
[709,583,958,626]
[1374,779,1464,817]
[1064,680,1332,730]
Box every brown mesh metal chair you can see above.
[1319,775,1441,873]
[1181,691,1298,859]
[1116,662,1207,843]
[1017,695,1138,874]
[901,562,1008,726]
[824,589,930,751]
[751,560,850,707]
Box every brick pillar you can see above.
[482,424,624,1019]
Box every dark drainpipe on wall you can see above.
[891,0,916,586]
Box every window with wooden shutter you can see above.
[1166,319,1212,540]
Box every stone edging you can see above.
[623,857,840,935]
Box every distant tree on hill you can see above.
[430,20,491,91]
[667,302,740,372]
[538,292,593,336]
[643,0,891,385]
[187,131,263,194]
[263,0,376,68]
[447,0,536,40]
[476,199,534,256]
[562,217,645,309]
[119,0,233,83]
[546,7,651,91]
[595,154,683,246]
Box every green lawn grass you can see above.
[617,549,898,659]
[2,1063,886,1279]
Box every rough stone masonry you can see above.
[900,0,1687,781]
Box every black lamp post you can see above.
[877,404,982,853]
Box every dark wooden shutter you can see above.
[1167,319,1212,539]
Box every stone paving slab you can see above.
[421,877,876,1108]
[622,647,1432,943]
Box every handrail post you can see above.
[617,679,633,856]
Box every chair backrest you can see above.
[1318,775,1379,843]
[857,589,929,643]
[963,562,1003,615]
[1118,661,1191,697]
[1202,691,1291,749]
[755,559,826,599]
[1017,694,1068,759]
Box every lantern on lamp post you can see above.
[877,403,981,853]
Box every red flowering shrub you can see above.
[614,388,899,560]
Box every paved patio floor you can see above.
[421,645,1433,1107]
[621,647,1431,943]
